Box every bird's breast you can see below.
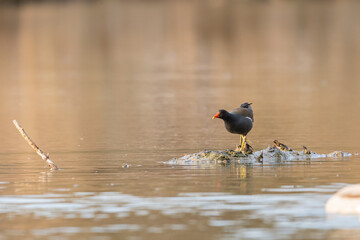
[224,117,253,135]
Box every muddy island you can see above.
[167,140,352,166]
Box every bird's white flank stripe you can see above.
[245,117,253,122]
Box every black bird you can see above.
[212,102,254,151]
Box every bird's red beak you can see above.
[212,112,220,119]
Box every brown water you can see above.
[1,1,360,239]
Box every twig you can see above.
[13,120,59,170]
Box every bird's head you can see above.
[212,109,227,119]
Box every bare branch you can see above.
[13,120,59,170]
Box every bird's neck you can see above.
[221,111,235,122]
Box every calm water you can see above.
[1,1,360,239]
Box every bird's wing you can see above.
[230,108,253,121]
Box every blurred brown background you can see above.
[1,1,359,158]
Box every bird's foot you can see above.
[235,138,253,154]
[243,142,254,154]
[235,144,242,152]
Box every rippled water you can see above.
[0,188,358,239]
[1,1,360,239]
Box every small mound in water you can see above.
[167,140,352,165]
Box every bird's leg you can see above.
[240,135,247,152]
[244,138,251,145]
[239,135,243,148]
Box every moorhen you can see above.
[212,102,254,152]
